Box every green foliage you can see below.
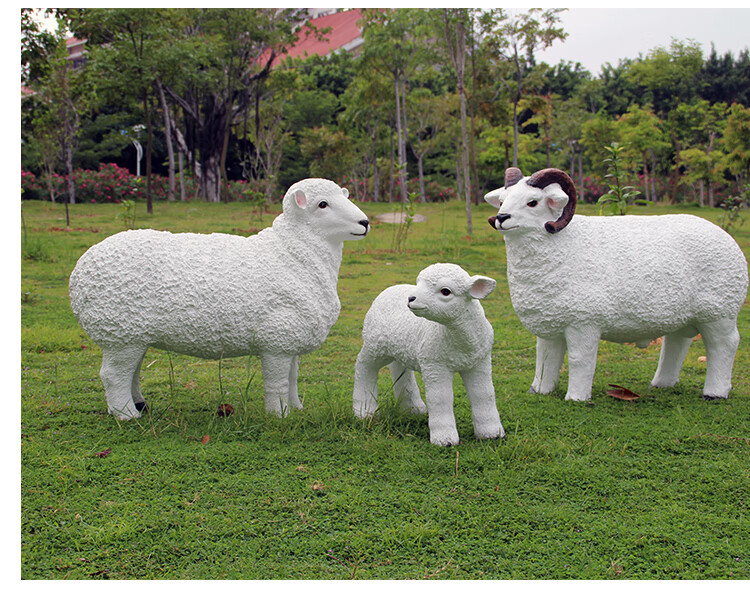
[717,185,750,233]
[117,199,136,229]
[597,143,647,215]
[20,200,750,579]
[391,190,418,253]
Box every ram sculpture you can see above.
[485,167,748,402]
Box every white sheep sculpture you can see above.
[485,167,748,402]
[69,178,370,419]
[352,263,505,446]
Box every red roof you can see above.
[274,8,364,66]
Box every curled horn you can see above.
[505,167,524,188]
[527,168,577,234]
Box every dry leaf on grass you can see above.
[217,403,234,417]
[607,384,640,401]
[93,448,112,458]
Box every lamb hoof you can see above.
[135,401,149,413]
[702,394,725,401]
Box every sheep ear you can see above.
[294,189,307,209]
[484,187,505,209]
[341,188,349,199]
[543,186,569,218]
[469,276,496,300]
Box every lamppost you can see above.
[121,127,144,176]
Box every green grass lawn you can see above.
[20,196,750,580]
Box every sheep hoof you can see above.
[702,394,724,401]
[135,401,149,413]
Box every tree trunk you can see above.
[371,124,380,202]
[156,79,176,202]
[142,89,154,214]
[578,150,584,201]
[394,75,408,203]
[642,153,650,202]
[418,155,426,203]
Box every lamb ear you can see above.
[341,187,349,199]
[469,276,496,300]
[484,187,505,209]
[294,189,307,209]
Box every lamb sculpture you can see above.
[485,167,748,402]
[69,178,370,419]
[352,263,505,446]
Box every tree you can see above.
[481,8,568,167]
[616,104,668,201]
[69,8,188,212]
[441,8,476,234]
[581,114,620,182]
[339,70,392,202]
[360,8,433,203]
[675,100,728,205]
[550,96,591,197]
[723,103,750,192]
[158,8,304,202]
[407,90,452,202]
[29,32,95,212]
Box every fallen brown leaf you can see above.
[93,448,112,458]
[217,403,234,417]
[607,384,640,401]
[201,435,210,445]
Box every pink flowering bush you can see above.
[21,165,271,203]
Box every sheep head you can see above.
[406,263,495,324]
[282,178,370,242]
[484,168,577,235]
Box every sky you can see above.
[536,7,750,74]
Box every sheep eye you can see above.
[440,288,452,296]
[318,201,328,209]
[527,200,538,208]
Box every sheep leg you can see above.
[422,366,459,446]
[131,351,148,413]
[259,352,295,416]
[389,362,427,414]
[352,351,382,418]
[287,356,303,410]
[460,362,504,440]
[563,325,600,402]
[99,344,149,420]
[530,337,566,394]
[699,317,740,400]
[651,333,693,388]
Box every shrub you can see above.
[20,165,271,204]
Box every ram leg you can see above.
[530,337,566,394]
[699,317,740,400]
[260,353,295,416]
[99,344,149,420]
[352,350,383,418]
[390,362,426,414]
[563,325,600,402]
[422,366,459,446]
[287,356,303,410]
[651,333,693,388]
[460,362,504,440]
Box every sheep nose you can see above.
[359,219,369,230]
[408,296,416,303]
[489,214,511,229]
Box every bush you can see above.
[20,165,272,204]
